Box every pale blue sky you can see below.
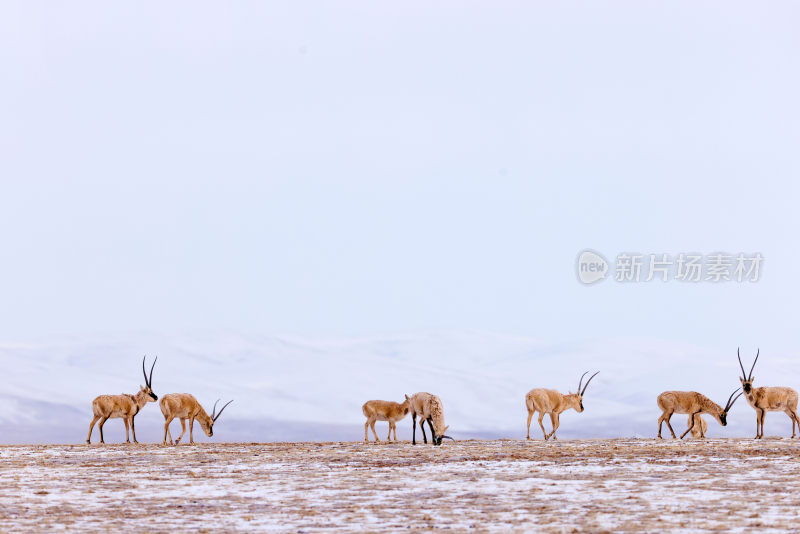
[1,2,799,351]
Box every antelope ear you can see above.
[140,384,145,390]
[405,394,410,401]
[443,425,449,433]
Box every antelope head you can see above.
[198,399,233,437]
[737,347,759,394]
[571,371,600,412]
[433,425,454,446]
[716,388,743,426]
[402,394,411,415]
[140,355,158,401]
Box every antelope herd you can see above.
[87,356,234,445]
[86,348,799,445]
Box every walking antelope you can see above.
[737,348,800,438]
[362,396,410,442]
[656,389,742,439]
[86,356,158,444]
[160,393,233,445]
[525,371,599,441]
[687,414,708,439]
[408,392,454,446]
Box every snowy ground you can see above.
[1,439,799,532]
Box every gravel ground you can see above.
[1,438,799,532]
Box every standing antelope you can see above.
[86,356,158,444]
[362,396,411,442]
[408,392,454,446]
[656,389,742,439]
[525,371,599,441]
[160,394,233,445]
[737,348,800,439]
[687,415,708,439]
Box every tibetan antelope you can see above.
[656,389,742,439]
[160,394,233,445]
[737,348,800,438]
[525,371,599,441]
[687,414,708,439]
[86,356,158,444]
[408,392,454,446]
[362,396,411,442]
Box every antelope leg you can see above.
[680,412,699,439]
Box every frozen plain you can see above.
[1,438,799,533]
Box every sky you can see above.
[1,2,799,356]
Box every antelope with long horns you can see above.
[409,392,454,446]
[86,356,158,444]
[362,396,410,442]
[737,348,800,439]
[656,389,742,439]
[526,371,599,441]
[160,394,233,445]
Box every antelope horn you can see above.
[213,400,233,422]
[577,371,588,394]
[725,389,743,412]
[748,348,759,381]
[440,435,456,442]
[148,356,157,389]
[737,348,747,379]
[142,356,150,387]
[211,398,220,419]
[581,371,600,396]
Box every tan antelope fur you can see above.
[408,392,453,446]
[526,371,599,441]
[657,389,742,439]
[160,394,233,445]
[687,414,708,439]
[362,396,411,442]
[738,348,800,439]
[86,356,158,444]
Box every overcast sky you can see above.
[1,2,799,353]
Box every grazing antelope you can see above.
[656,389,742,439]
[408,392,454,446]
[687,414,708,439]
[160,394,233,445]
[737,348,800,439]
[525,371,599,441]
[362,396,411,442]
[86,356,158,444]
